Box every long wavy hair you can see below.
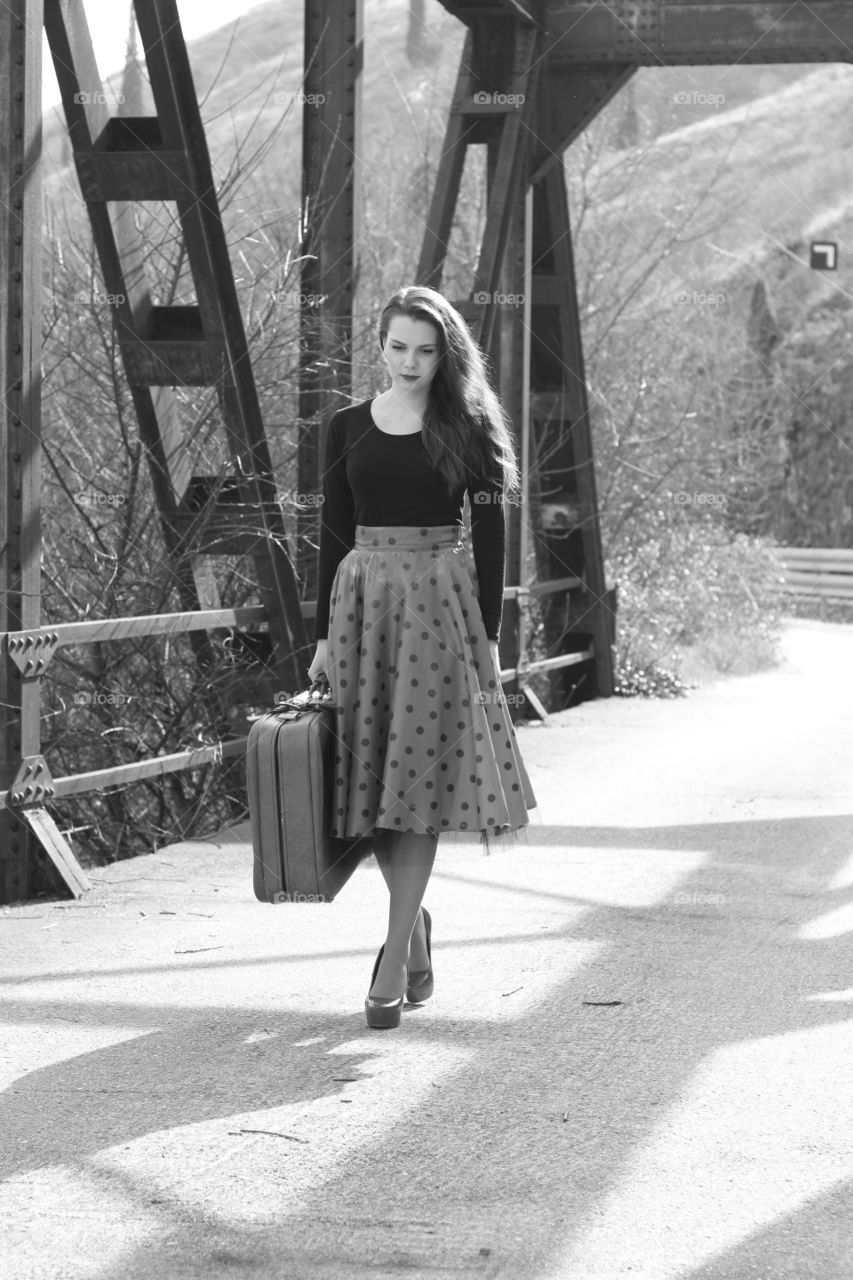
[378,285,521,504]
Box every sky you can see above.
[42,0,266,109]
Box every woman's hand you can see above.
[488,639,501,681]
[307,639,329,685]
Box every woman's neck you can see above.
[378,386,428,417]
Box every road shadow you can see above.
[2,813,852,1278]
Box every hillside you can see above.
[585,63,853,290]
[569,61,853,370]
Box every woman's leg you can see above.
[373,829,431,970]
[369,829,438,998]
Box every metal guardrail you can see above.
[1,604,268,812]
[777,547,853,601]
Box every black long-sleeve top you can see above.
[314,398,506,642]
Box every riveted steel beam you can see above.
[0,0,53,903]
[298,0,364,600]
[440,0,853,64]
[542,1,853,65]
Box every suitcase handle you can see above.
[263,673,334,716]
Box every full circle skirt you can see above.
[324,524,538,853]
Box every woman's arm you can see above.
[308,637,328,683]
[467,474,506,646]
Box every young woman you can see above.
[307,284,538,1029]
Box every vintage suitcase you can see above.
[246,677,371,903]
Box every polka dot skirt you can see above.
[324,525,538,851]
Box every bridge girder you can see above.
[439,0,853,64]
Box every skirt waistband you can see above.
[354,524,463,551]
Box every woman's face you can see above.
[381,313,441,393]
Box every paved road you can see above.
[2,618,852,1280]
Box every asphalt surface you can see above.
[1,617,852,1280]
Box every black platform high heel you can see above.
[364,944,405,1029]
[406,907,433,1003]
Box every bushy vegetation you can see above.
[607,518,786,695]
